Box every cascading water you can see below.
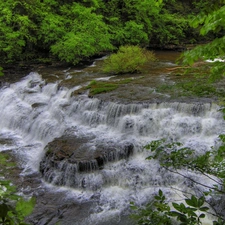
[0,72,224,225]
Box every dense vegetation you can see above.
[182,1,225,80]
[0,0,222,66]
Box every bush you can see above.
[102,45,156,74]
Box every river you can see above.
[0,51,224,224]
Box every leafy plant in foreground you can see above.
[181,4,225,81]
[131,189,223,225]
[0,153,35,225]
[131,136,225,224]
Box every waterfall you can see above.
[0,72,224,224]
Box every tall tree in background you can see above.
[0,0,42,62]
[100,0,163,46]
[49,2,113,64]
[0,0,223,66]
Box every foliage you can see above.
[50,3,113,64]
[102,45,156,74]
[150,11,189,46]
[0,0,209,66]
[0,0,41,62]
[131,189,216,225]
[0,153,35,225]
[101,0,163,46]
[0,0,113,65]
[131,137,225,224]
[182,4,225,80]
[145,137,225,188]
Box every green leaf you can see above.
[154,196,162,201]
[200,206,209,212]
[0,203,11,218]
[197,196,205,207]
[170,211,184,217]
[145,139,165,151]
[172,203,181,212]
[185,195,198,208]
[16,198,35,218]
[199,213,206,218]
[159,189,163,197]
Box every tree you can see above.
[0,0,42,62]
[50,2,112,64]
[0,0,222,66]
[100,0,163,46]
[182,2,225,81]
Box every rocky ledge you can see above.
[40,134,134,188]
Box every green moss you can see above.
[117,78,133,84]
[46,148,53,155]
[86,78,133,95]
[87,81,118,95]
[155,75,225,99]
[0,152,16,168]
[177,81,217,97]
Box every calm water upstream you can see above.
[0,51,224,224]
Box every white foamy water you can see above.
[0,72,224,224]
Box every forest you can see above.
[0,0,224,67]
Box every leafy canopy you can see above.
[50,2,113,64]
[182,4,225,81]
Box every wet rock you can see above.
[26,195,96,225]
[40,134,134,189]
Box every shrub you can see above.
[102,45,156,74]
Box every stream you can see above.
[0,51,224,225]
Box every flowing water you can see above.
[0,53,224,224]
